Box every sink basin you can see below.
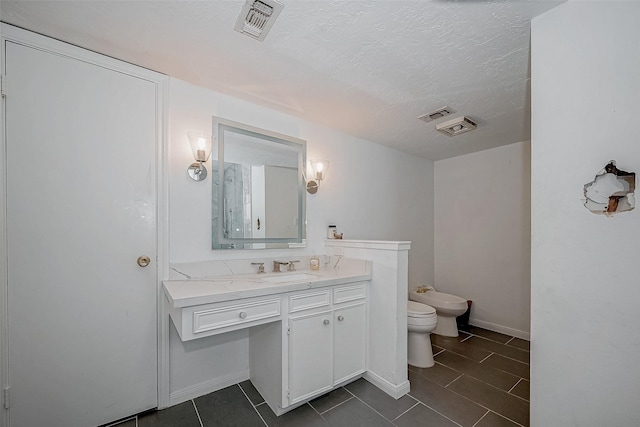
[261,273,317,283]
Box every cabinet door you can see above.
[288,310,333,404]
[334,303,367,385]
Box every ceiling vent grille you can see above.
[234,0,284,42]
[418,106,455,123]
[436,116,478,137]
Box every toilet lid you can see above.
[407,301,436,316]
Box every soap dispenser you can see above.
[310,255,320,271]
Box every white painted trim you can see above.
[362,371,410,399]
[156,72,171,409]
[469,318,530,341]
[324,239,411,251]
[0,24,164,83]
[0,24,8,427]
[168,370,250,407]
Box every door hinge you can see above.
[1,75,6,98]
[3,387,9,409]
[286,389,290,399]
[287,325,290,335]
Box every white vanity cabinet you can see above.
[285,283,367,407]
[288,309,334,404]
[333,303,367,384]
[164,274,369,416]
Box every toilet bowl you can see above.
[407,301,438,368]
[409,289,468,337]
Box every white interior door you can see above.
[5,40,158,427]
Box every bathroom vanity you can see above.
[164,260,371,415]
[163,240,411,415]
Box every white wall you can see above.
[531,3,640,426]
[169,78,434,283]
[434,141,531,339]
[167,78,434,399]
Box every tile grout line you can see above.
[479,352,494,363]
[191,399,204,427]
[308,401,322,416]
[508,378,523,393]
[238,383,269,427]
[347,389,416,423]
[442,380,528,427]
[315,395,355,415]
[471,410,490,427]
[390,401,420,422]
[444,373,464,389]
[415,401,464,427]
[104,416,137,427]
[460,334,473,343]
[489,410,526,427]
[494,352,530,365]
[505,336,515,345]
[432,348,446,357]
[442,387,526,427]
[507,379,531,404]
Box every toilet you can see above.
[409,288,468,337]
[407,301,438,368]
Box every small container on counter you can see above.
[327,225,337,239]
[310,255,320,271]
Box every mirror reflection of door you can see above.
[213,116,306,249]
[265,166,298,238]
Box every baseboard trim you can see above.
[363,371,410,399]
[169,369,250,407]
[468,317,530,341]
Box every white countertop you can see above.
[163,259,372,308]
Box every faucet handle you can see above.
[287,260,300,271]
[251,262,265,274]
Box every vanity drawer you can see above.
[333,284,366,304]
[289,290,331,313]
[193,298,281,334]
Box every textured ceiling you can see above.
[0,0,562,160]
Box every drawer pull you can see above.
[337,315,344,321]
[323,319,330,325]
[239,311,248,319]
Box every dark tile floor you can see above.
[105,326,530,427]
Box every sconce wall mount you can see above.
[187,131,213,181]
[307,159,330,194]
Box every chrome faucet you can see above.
[272,261,288,273]
[251,262,265,274]
[287,260,300,271]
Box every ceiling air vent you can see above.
[418,106,455,123]
[234,0,284,42]
[436,116,478,137]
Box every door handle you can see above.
[137,255,151,267]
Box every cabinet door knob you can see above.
[323,319,330,325]
[137,255,151,267]
[239,311,248,319]
[337,315,344,321]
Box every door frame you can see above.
[0,24,170,427]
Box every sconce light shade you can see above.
[306,159,330,194]
[187,131,213,181]
[188,131,213,162]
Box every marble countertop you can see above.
[163,258,372,308]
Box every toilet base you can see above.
[408,331,434,368]
[432,315,459,337]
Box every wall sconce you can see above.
[187,131,213,181]
[306,159,330,194]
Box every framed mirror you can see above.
[212,117,306,249]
